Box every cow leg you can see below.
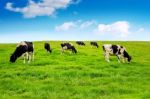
[122,57,125,63]
[70,49,72,54]
[119,55,125,63]
[105,53,110,62]
[23,53,26,64]
[103,52,106,61]
[117,55,121,63]
[23,52,28,64]
[61,49,64,54]
[30,52,34,63]
[125,58,128,63]
[70,51,72,54]
[32,52,34,61]
[124,58,127,63]
[28,52,31,63]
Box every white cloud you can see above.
[55,20,144,40]
[55,22,76,31]
[80,20,96,28]
[96,21,130,37]
[5,0,79,18]
[55,20,96,31]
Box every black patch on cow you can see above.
[44,43,52,53]
[61,43,71,48]
[111,45,118,54]
[118,49,121,54]
[25,41,34,52]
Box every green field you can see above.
[0,41,150,99]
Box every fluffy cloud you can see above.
[96,21,130,37]
[55,20,144,39]
[55,22,76,31]
[80,20,96,28]
[5,0,79,18]
[55,20,96,31]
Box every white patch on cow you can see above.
[17,41,27,47]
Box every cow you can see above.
[76,41,85,46]
[44,43,52,53]
[102,44,131,63]
[61,42,77,54]
[10,41,34,63]
[90,41,99,48]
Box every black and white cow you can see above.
[44,43,52,53]
[10,41,34,63]
[102,44,131,63]
[90,42,99,48]
[76,41,85,46]
[61,42,77,54]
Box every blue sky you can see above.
[0,0,150,43]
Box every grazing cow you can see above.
[44,43,52,53]
[102,44,131,63]
[61,42,77,54]
[10,41,34,63]
[90,41,99,48]
[76,41,85,46]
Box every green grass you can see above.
[0,41,150,99]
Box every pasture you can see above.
[0,41,150,99]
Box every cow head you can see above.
[128,56,132,63]
[10,54,17,63]
[49,49,52,53]
[9,46,22,63]
[123,50,132,63]
[72,46,77,53]
[61,43,65,48]
[96,44,99,48]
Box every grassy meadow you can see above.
[0,41,150,99]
